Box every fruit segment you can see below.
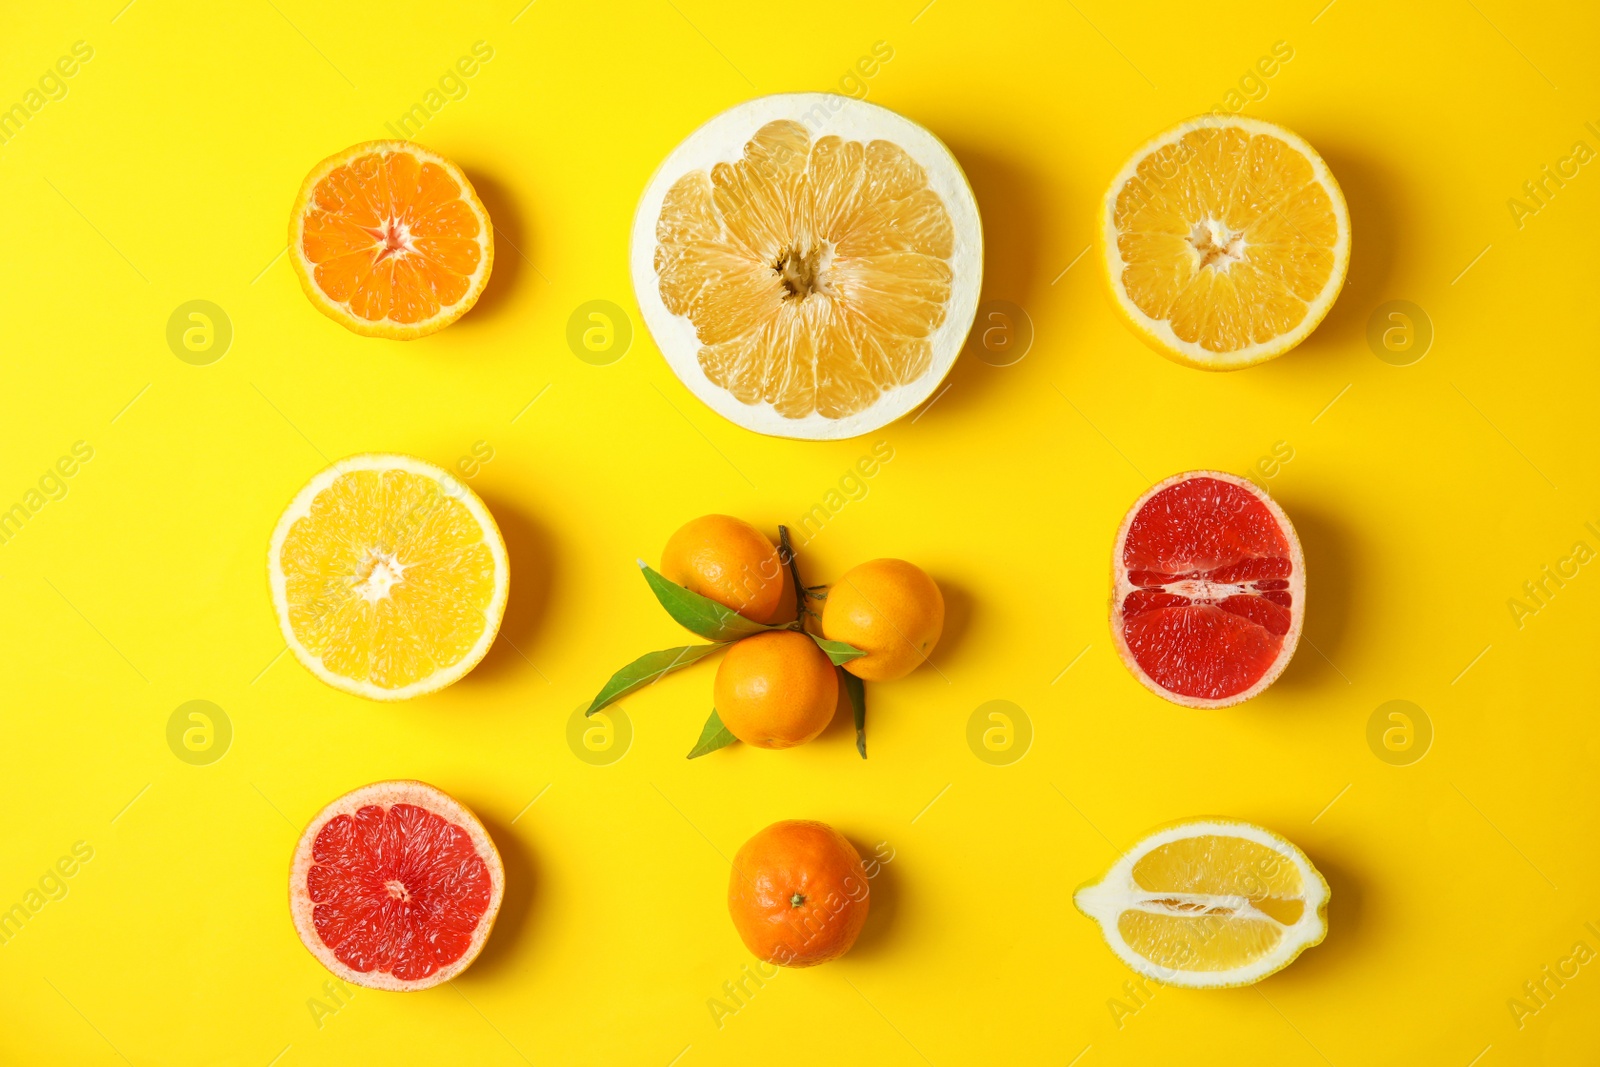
[633,94,983,440]
[308,802,493,981]
[269,454,509,701]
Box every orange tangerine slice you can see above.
[632,94,983,439]
[289,141,493,339]
[1101,116,1350,369]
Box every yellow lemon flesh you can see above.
[268,454,508,701]
[1075,819,1329,988]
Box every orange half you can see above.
[1100,116,1349,369]
[289,141,493,340]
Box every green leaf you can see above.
[842,669,866,759]
[639,562,778,642]
[585,643,722,717]
[687,709,739,759]
[810,634,866,665]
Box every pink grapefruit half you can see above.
[290,780,505,990]
[1111,471,1304,708]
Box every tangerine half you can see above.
[289,141,493,339]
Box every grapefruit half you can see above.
[290,780,505,990]
[1111,471,1303,708]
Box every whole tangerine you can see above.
[714,630,837,749]
[727,820,870,967]
[661,515,788,624]
[821,559,944,681]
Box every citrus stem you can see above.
[777,525,817,626]
[790,892,806,908]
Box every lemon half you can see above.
[1075,819,1329,988]
[268,454,508,701]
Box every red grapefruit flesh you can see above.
[1111,471,1304,708]
[290,781,505,991]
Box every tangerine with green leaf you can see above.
[821,559,944,681]
[714,630,836,748]
[660,515,788,624]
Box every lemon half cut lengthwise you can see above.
[268,454,509,701]
[631,93,984,440]
[1102,115,1350,370]
[1074,819,1329,989]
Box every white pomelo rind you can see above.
[1101,114,1350,370]
[1074,819,1329,990]
[630,93,983,440]
[289,780,506,991]
[1110,470,1304,709]
[267,453,510,702]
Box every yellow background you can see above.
[2,0,1597,1063]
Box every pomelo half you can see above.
[631,93,983,440]
[290,780,505,991]
[1111,471,1303,708]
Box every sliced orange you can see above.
[1101,116,1349,369]
[289,141,493,340]
[268,454,509,701]
[632,94,983,440]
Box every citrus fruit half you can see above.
[728,820,870,967]
[268,453,509,701]
[1101,115,1349,369]
[290,780,505,991]
[289,141,493,339]
[714,630,838,749]
[632,93,983,439]
[1111,471,1303,708]
[821,558,944,681]
[1074,819,1329,988]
